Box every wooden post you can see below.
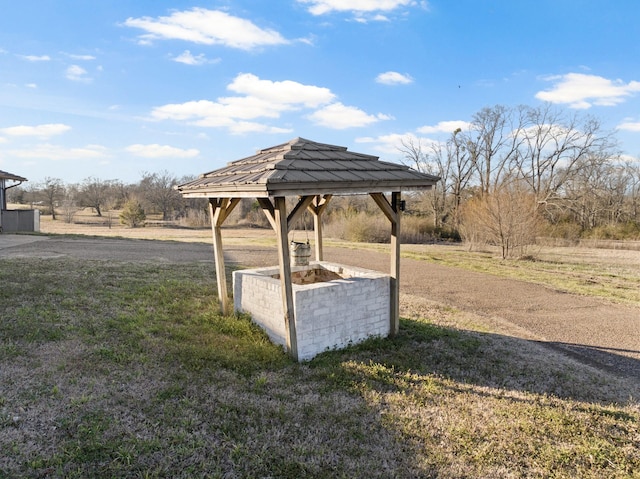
[313,209,323,262]
[274,197,298,360]
[370,192,401,337]
[208,197,240,315]
[390,191,401,336]
[308,195,332,262]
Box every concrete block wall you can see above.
[233,268,286,347]
[233,262,390,361]
[0,209,40,233]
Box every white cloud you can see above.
[25,83,38,89]
[376,71,413,85]
[298,0,425,17]
[173,50,219,66]
[308,102,391,129]
[535,73,640,109]
[66,64,90,82]
[356,132,440,155]
[417,120,470,134]
[151,73,335,133]
[617,121,640,132]
[20,54,50,61]
[124,8,288,50]
[125,144,199,158]
[227,122,293,135]
[0,123,71,138]
[228,73,335,108]
[66,53,96,60]
[9,144,108,160]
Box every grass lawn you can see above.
[0,250,639,477]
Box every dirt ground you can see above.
[2,230,638,387]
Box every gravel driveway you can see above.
[2,234,638,384]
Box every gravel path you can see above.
[2,235,638,383]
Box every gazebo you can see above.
[177,137,439,360]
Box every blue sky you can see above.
[2,0,640,184]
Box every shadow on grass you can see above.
[309,318,639,406]
[2,254,639,478]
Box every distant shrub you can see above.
[401,215,461,243]
[344,213,389,243]
[119,200,146,228]
[176,208,209,228]
[323,211,461,244]
[583,222,640,241]
[460,189,542,259]
[541,221,582,242]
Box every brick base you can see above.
[233,262,390,361]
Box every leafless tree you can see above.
[39,177,65,220]
[446,128,475,227]
[399,136,449,227]
[60,184,81,224]
[138,171,183,221]
[78,177,119,217]
[625,161,640,222]
[460,182,542,259]
[467,105,524,196]
[514,104,617,211]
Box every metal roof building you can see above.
[0,170,27,211]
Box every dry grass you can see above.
[1,257,638,478]
[1,210,637,477]
[39,208,278,246]
[400,243,640,306]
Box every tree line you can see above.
[400,104,640,257]
[8,103,640,257]
[8,171,203,227]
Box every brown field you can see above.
[38,207,640,268]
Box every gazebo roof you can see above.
[0,170,27,182]
[178,137,439,198]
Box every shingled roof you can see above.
[177,137,439,198]
[0,170,27,182]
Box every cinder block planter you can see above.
[233,261,390,361]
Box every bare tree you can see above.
[39,177,65,220]
[624,161,640,223]
[467,105,524,196]
[78,177,118,217]
[60,184,81,224]
[399,136,448,227]
[514,104,617,210]
[460,182,542,259]
[446,128,475,227]
[138,171,183,221]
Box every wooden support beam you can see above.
[257,198,277,231]
[370,192,397,223]
[307,195,332,261]
[214,198,240,225]
[370,192,401,337]
[208,198,240,315]
[390,191,401,337]
[286,195,315,232]
[274,197,298,360]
